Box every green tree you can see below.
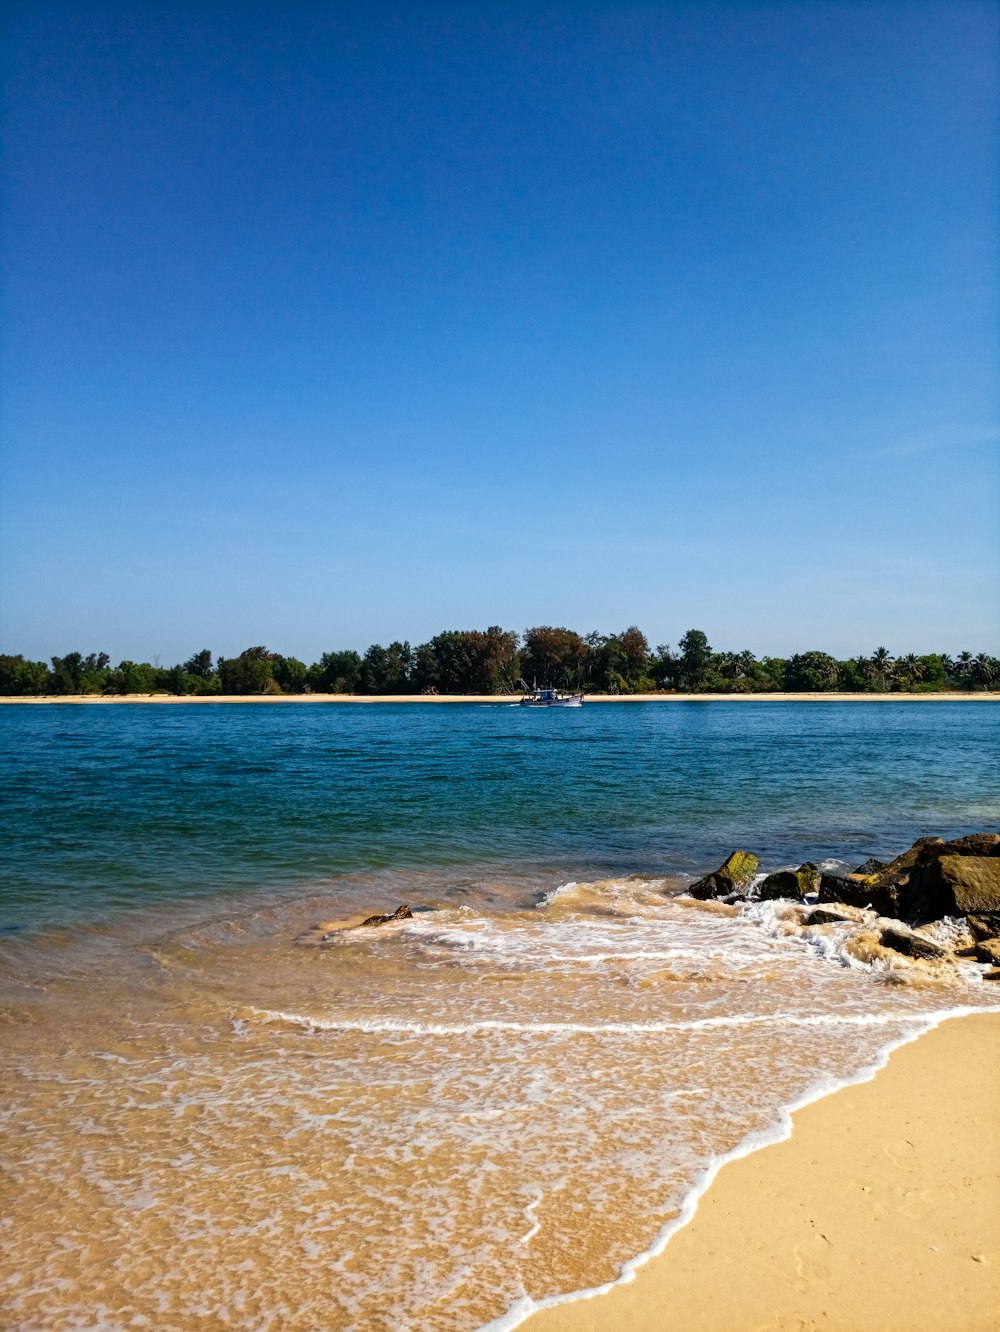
[183,649,214,678]
[416,628,519,693]
[783,651,839,692]
[163,664,187,695]
[916,654,947,689]
[410,642,441,692]
[650,644,680,690]
[970,653,997,690]
[360,641,413,694]
[894,653,924,690]
[310,650,363,693]
[521,626,589,689]
[707,649,766,694]
[218,647,280,694]
[273,656,308,693]
[616,625,652,690]
[954,651,974,689]
[50,652,84,693]
[836,657,868,692]
[757,657,786,690]
[678,629,712,691]
[0,655,50,695]
[107,660,158,694]
[582,628,652,693]
[870,646,894,691]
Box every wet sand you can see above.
[520,1011,1000,1332]
[3,692,998,703]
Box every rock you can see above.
[880,926,948,962]
[688,851,760,901]
[941,833,1000,856]
[817,873,900,918]
[973,937,1000,966]
[852,858,888,876]
[842,929,896,968]
[805,907,860,926]
[967,913,1000,942]
[757,871,804,902]
[756,863,820,901]
[838,835,1000,924]
[359,904,413,927]
[904,855,1000,923]
[795,862,821,894]
[863,843,931,894]
[982,968,1000,981]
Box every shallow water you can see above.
[1,702,998,1329]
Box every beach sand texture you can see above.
[522,1012,1000,1332]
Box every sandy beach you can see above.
[519,1011,1000,1332]
[3,692,998,703]
[2,694,997,1329]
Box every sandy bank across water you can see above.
[505,1011,1000,1332]
[3,692,999,704]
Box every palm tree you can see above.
[971,654,996,690]
[870,646,894,691]
[956,651,974,689]
[896,653,923,689]
[714,651,738,680]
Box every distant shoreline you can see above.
[3,692,998,705]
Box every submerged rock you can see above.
[842,929,898,968]
[757,871,805,902]
[359,904,414,927]
[805,906,861,926]
[880,926,948,962]
[817,873,900,919]
[757,862,821,902]
[688,851,760,901]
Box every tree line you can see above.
[1,628,997,697]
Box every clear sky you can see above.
[1,1,997,664]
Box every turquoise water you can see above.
[1,700,998,1330]
[1,700,997,929]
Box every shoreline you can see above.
[2,691,998,704]
[501,1009,1000,1332]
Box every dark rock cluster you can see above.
[686,834,1000,978]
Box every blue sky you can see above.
[2,1,997,664]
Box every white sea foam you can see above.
[518,1193,543,1245]
[536,881,579,906]
[8,861,998,1332]
[476,1004,1000,1332]
[248,1006,920,1036]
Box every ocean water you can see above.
[1,700,998,1329]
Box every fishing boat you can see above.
[518,687,584,708]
